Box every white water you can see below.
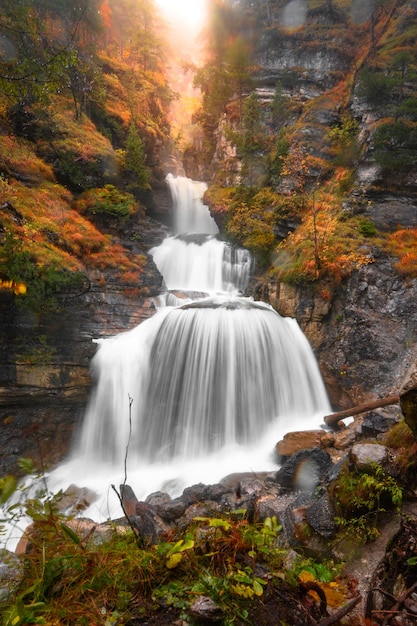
[151,176,251,293]
[166,173,218,235]
[3,175,331,548]
[151,236,252,293]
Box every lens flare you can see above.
[155,0,207,29]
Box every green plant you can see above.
[16,335,56,366]
[0,232,85,311]
[123,123,150,191]
[358,219,378,238]
[373,119,417,173]
[332,462,403,543]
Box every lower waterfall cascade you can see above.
[6,175,331,540]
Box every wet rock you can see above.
[276,448,333,492]
[57,484,98,515]
[255,493,290,522]
[333,424,361,450]
[189,595,224,623]
[350,443,388,470]
[276,429,335,458]
[0,549,23,602]
[129,502,171,545]
[15,518,123,555]
[279,491,336,552]
[179,501,221,528]
[305,492,336,539]
[145,491,172,508]
[361,410,399,437]
[145,491,194,523]
[120,484,170,544]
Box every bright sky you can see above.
[155,0,207,30]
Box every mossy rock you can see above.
[400,388,417,441]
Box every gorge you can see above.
[1,1,417,623]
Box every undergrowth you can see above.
[0,464,353,626]
[331,461,403,544]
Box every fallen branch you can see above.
[324,394,400,427]
[381,580,417,626]
[317,595,362,626]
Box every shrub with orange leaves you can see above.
[274,192,374,284]
[385,229,417,277]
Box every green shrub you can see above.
[373,119,417,172]
[0,232,85,311]
[74,184,139,226]
[358,219,377,237]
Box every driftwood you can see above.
[324,394,400,427]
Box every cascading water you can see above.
[151,176,251,293]
[15,175,330,529]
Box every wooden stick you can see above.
[317,595,361,626]
[324,394,400,427]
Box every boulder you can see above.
[276,448,333,493]
[276,429,335,458]
[350,443,388,470]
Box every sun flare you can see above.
[155,0,207,29]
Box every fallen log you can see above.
[324,394,400,427]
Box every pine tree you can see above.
[125,123,150,190]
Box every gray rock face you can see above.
[326,258,417,405]
[269,255,417,410]
[0,213,168,477]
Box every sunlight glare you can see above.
[155,0,207,30]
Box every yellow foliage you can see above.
[275,190,374,283]
[299,571,348,609]
[166,553,183,569]
[0,279,27,295]
[230,582,255,598]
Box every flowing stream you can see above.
[9,175,331,537]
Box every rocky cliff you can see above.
[201,0,417,410]
[0,207,169,476]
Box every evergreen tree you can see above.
[124,123,150,190]
[233,92,268,188]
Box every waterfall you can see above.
[166,173,218,235]
[78,296,328,467]
[45,174,330,521]
[150,236,252,293]
[151,176,251,293]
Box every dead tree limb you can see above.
[317,595,362,626]
[324,394,400,427]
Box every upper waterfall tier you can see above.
[151,235,252,293]
[166,173,219,235]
